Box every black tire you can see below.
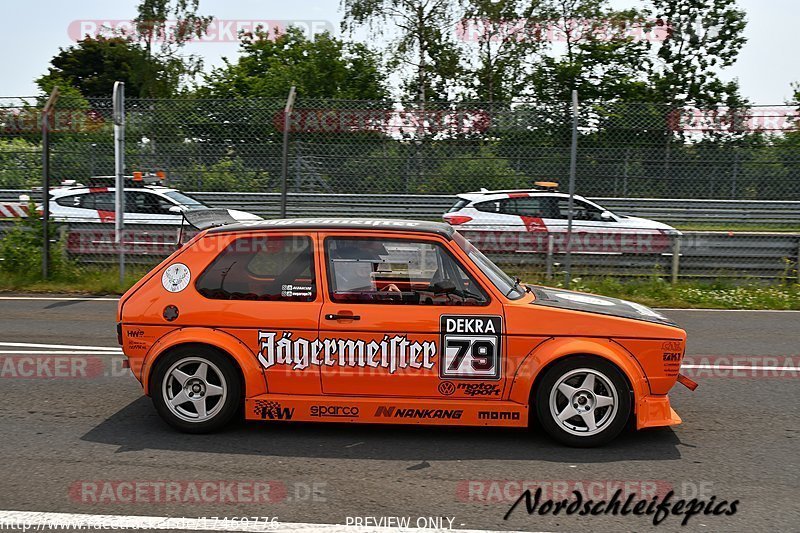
[535,355,631,447]
[151,345,241,433]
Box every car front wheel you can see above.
[151,346,241,433]
[535,356,631,447]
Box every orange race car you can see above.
[118,217,695,447]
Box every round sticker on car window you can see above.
[162,263,191,293]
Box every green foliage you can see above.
[0,139,41,188]
[0,202,74,280]
[180,157,270,192]
[417,145,529,193]
[36,36,181,99]
[202,27,389,100]
[341,0,463,101]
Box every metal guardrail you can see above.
[0,219,797,280]
[3,189,800,226]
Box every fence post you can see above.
[280,86,296,218]
[545,233,554,280]
[40,87,59,280]
[671,236,681,284]
[113,82,125,286]
[564,90,579,289]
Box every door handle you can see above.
[325,313,360,321]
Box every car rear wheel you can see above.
[535,356,631,447]
[151,346,241,433]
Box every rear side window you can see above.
[55,194,82,208]
[195,235,315,301]
[447,199,469,212]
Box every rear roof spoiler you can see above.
[182,208,238,230]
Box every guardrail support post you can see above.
[545,233,554,280]
[671,237,681,284]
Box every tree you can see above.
[646,0,747,107]
[133,0,213,93]
[461,0,550,103]
[36,36,179,98]
[341,0,463,102]
[201,27,389,100]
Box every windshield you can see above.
[163,190,208,208]
[453,232,525,300]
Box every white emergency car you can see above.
[43,175,261,225]
[442,185,681,254]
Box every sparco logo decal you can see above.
[310,405,360,418]
[257,331,435,374]
[254,400,294,420]
[374,406,463,419]
[477,411,520,420]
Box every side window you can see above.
[475,199,517,214]
[556,198,603,221]
[126,191,173,214]
[326,237,488,306]
[513,197,543,217]
[90,192,115,212]
[55,194,83,208]
[196,235,315,301]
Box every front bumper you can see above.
[636,394,682,429]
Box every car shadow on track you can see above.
[81,397,684,463]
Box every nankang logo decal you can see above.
[375,406,463,419]
[257,331,436,373]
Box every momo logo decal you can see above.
[478,411,520,420]
[257,331,435,374]
[254,400,294,420]
[374,406,463,419]
[310,405,360,418]
[440,315,502,380]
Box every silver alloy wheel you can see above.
[548,368,618,437]
[162,357,227,423]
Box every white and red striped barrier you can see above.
[0,203,28,218]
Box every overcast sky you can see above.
[1,0,797,103]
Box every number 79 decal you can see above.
[439,315,502,380]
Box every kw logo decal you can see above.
[254,400,294,420]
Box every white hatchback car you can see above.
[443,187,681,255]
[44,177,261,225]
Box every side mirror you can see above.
[168,205,183,214]
[431,279,457,294]
[600,211,614,221]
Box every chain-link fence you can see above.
[1,94,799,284]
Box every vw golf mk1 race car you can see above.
[118,218,694,447]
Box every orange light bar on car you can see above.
[534,181,559,188]
[132,171,143,181]
[156,171,166,181]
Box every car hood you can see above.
[528,285,678,327]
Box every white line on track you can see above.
[0,342,121,351]
[0,511,536,533]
